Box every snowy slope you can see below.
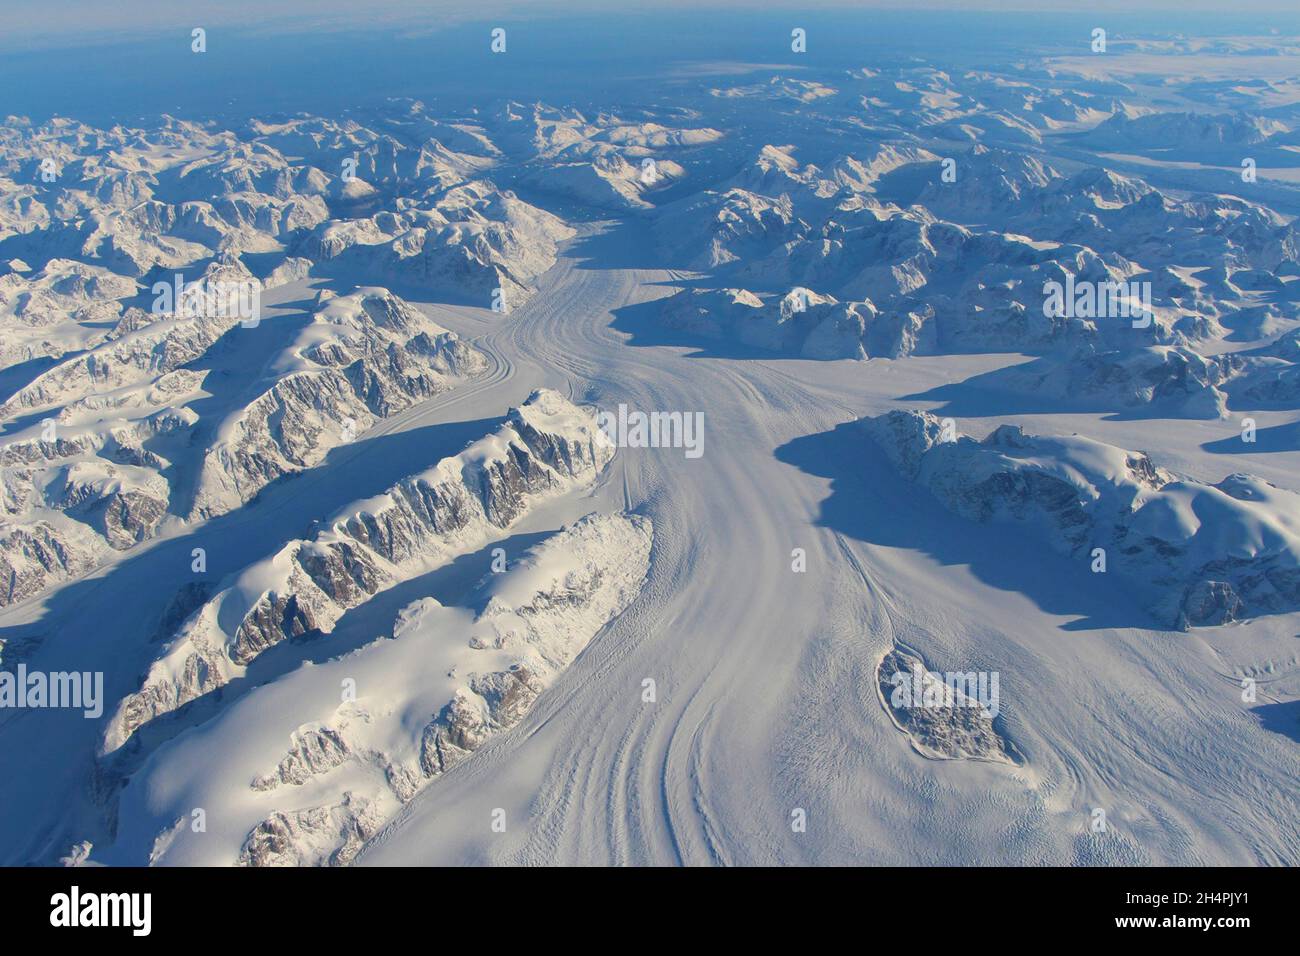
[105,512,651,866]
[103,389,614,754]
[0,38,1297,871]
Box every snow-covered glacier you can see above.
[0,8,1296,874]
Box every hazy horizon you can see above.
[6,1,1300,50]
[6,6,1300,124]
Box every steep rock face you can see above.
[0,413,189,606]
[151,582,212,642]
[245,513,651,867]
[0,289,485,611]
[51,462,170,549]
[1206,333,1300,408]
[189,288,486,519]
[103,390,615,753]
[419,666,544,776]
[0,111,571,615]
[876,647,1019,764]
[236,794,385,867]
[863,410,1300,628]
[0,521,97,607]
[109,511,652,867]
[417,515,651,778]
[0,305,241,418]
[251,728,351,790]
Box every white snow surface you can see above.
[104,511,652,866]
[0,52,1297,869]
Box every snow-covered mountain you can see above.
[864,409,1300,627]
[190,287,486,519]
[0,22,1297,872]
[0,285,486,607]
[107,511,651,866]
[104,389,614,754]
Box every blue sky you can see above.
[5,0,1300,49]
[3,1,1297,123]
